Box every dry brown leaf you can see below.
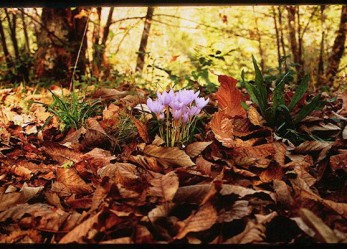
[102,103,120,120]
[0,203,69,232]
[329,153,347,172]
[83,117,115,149]
[174,203,218,240]
[216,75,247,118]
[232,143,274,168]
[129,155,162,172]
[273,179,294,208]
[294,140,332,153]
[97,163,139,187]
[231,118,254,137]
[224,221,265,244]
[131,117,149,143]
[91,88,128,101]
[134,224,154,243]
[195,156,213,176]
[210,110,234,148]
[0,229,42,243]
[148,171,179,201]
[148,203,176,223]
[259,164,283,183]
[220,184,276,201]
[274,142,287,167]
[248,105,265,126]
[299,208,339,243]
[185,141,212,158]
[143,145,194,168]
[56,167,93,195]
[59,211,101,243]
[174,184,216,205]
[218,200,252,223]
[43,142,82,164]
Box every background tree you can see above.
[35,8,89,86]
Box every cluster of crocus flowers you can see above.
[147,89,209,147]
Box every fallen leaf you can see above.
[129,155,162,172]
[299,208,339,243]
[329,153,347,172]
[144,145,194,168]
[224,221,265,244]
[174,184,216,205]
[91,88,128,101]
[248,105,265,126]
[232,143,275,168]
[148,203,176,223]
[220,184,276,201]
[148,171,179,201]
[59,211,101,243]
[195,156,213,176]
[131,116,149,143]
[210,110,234,148]
[97,163,139,187]
[43,142,82,164]
[174,203,218,239]
[273,179,294,208]
[218,200,252,223]
[56,167,93,195]
[185,141,212,158]
[216,75,247,118]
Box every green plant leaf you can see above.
[251,55,267,111]
[288,74,309,111]
[294,95,322,125]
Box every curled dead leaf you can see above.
[216,75,247,118]
[185,141,212,158]
[56,167,93,195]
[210,110,234,148]
[148,171,179,201]
[144,145,194,168]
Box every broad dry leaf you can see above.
[148,171,179,201]
[91,87,128,101]
[210,110,234,148]
[195,156,213,176]
[97,163,139,186]
[220,184,275,201]
[56,167,93,195]
[231,118,254,137]
[43,142,82,164]
[59,211,101,243]
[273,179,294,208]
[232,143,274,168]
[144,145,194,168]
[185,141,212,158]
[148,203,176,223]
[174,203,217,240]
[216,75,247,118]
[218,200,252,223]
[329,153,347,172]
[0,203,69,232]
[299,208,339,243]
[294,140,332,153]
[131,117,149,143]
[274,142,287,167]
[259,164,283,183]
[224,221,265,244]
[248,105,265,126]
[83,117,115,149]
[129,155,162,172]
[174,184,216,205]
[103,103,120,120]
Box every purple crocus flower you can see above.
[157,89,174,106]
[177,89,199,106]
[171,108,182,120]
[189,106,201,117]
[147,98,165,118]
[195,97,209,109]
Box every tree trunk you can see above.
[35,8,88,86]
[317,5,326,84]
[0,13,13,70]
[286,6,304,78]
[5,8,20,60]
[324,5,347,87]
[92,7,102,77]
[278,6,287,70]
[20,8,30,53]
[136,7,155,73]
[272,6,281,69]
[253,7,265,71]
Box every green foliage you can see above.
[45,90,102,131]
[242,55,326,144]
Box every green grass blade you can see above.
[294,95,322,125]
[288,74,310,111]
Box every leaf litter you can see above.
[0,83,346,244]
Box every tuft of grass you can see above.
[44,89,102,132]
[241,55,326,144]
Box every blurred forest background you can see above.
[0,5,347,91]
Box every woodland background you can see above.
[0,5,347,90]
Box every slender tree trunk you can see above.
[5,8,20,60]
[253,7,265,71]
[20,8,30,53]
[92,7,102,77]
[317,5,326,84]
[286,6,304,79]
[272,6,281,69]
[136,7,154,73]
[100,7,115,79]
[0,15,13,70]
[278,6,287,70]
[324,5,347,87]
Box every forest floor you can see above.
[0,79,346,244]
